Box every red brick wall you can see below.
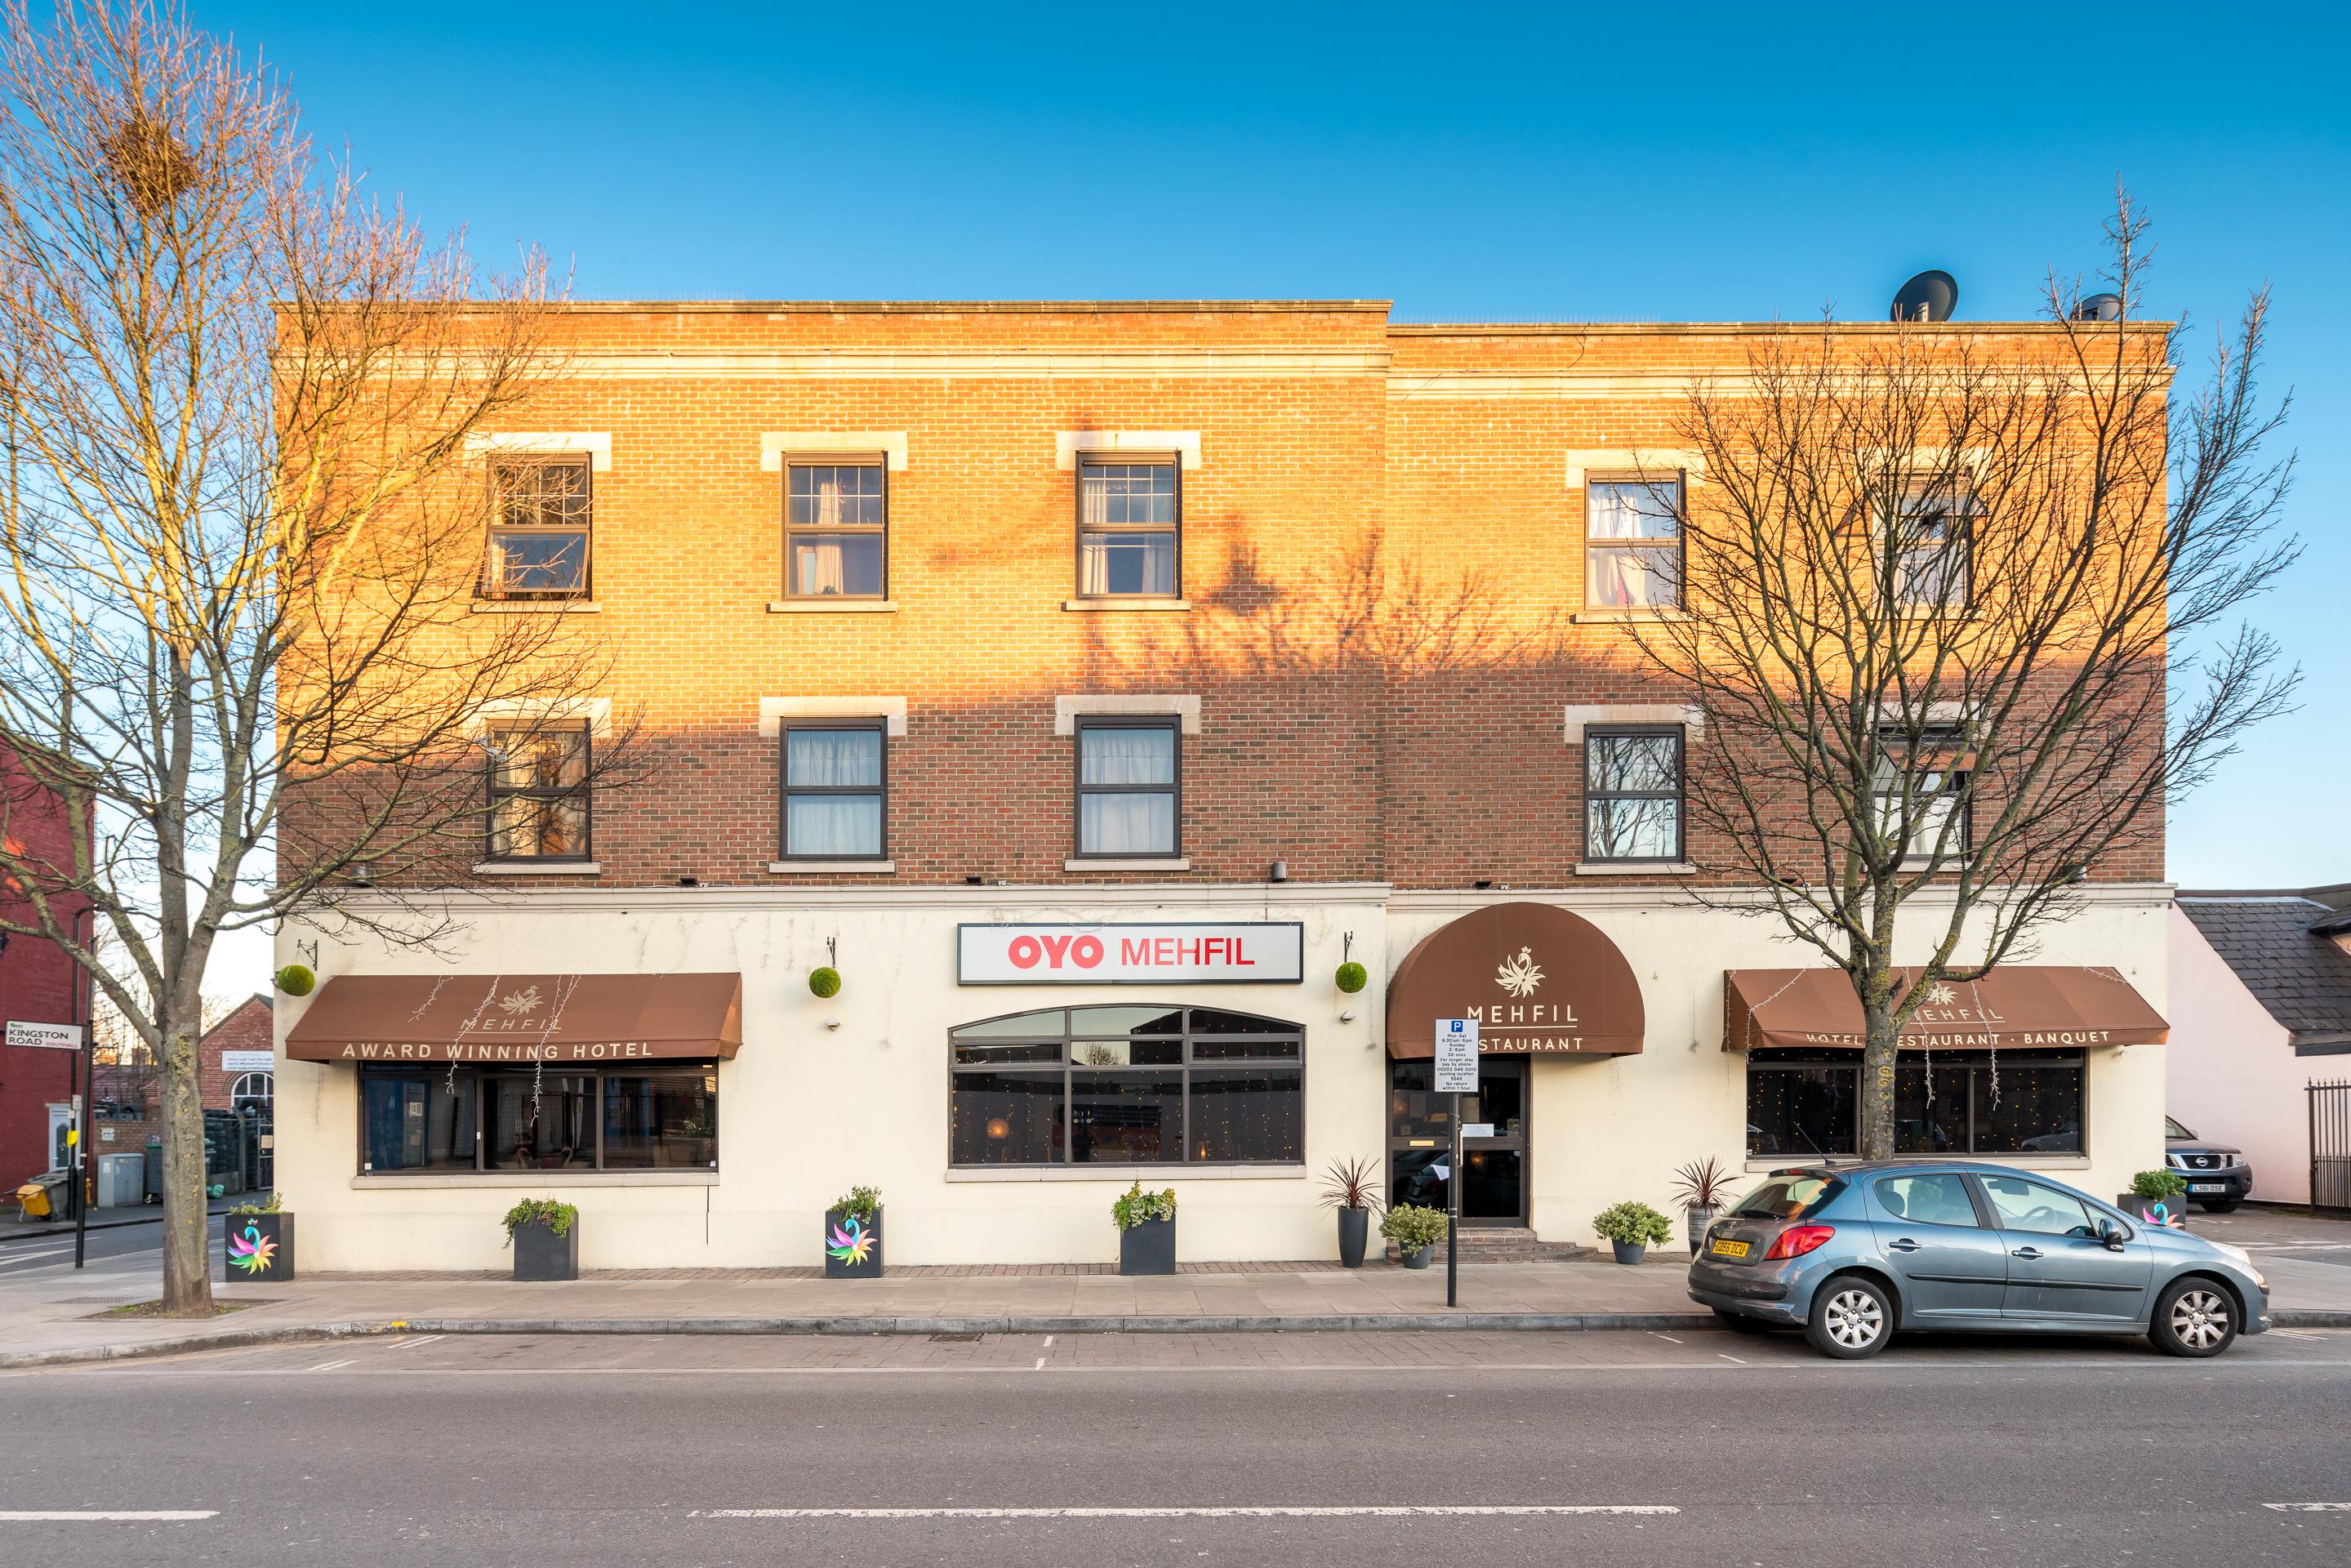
[0,746,90,1188]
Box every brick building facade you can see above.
[0,747,90,1193]
[271,302,2175,1270]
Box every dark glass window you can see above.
[484,457,591,599]
[1748,1048,2083,1158]
[488,723,592,862]
[1584,728,1683,862]
[1075,718,1178,858]
[780,723,886,859]
[947,1007,1302,1166]
[786,461,887,598]
[1744,1054,1859,1157]
[1077,459,1178,597]
[358,1064,719,1173]
[1730,1174,1846,1219]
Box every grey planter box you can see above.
[824,1205,883,1279]
[1119,1215,1176,1276]
[224,1211,293,1282]
[1336,1207,1370,1268]
[1610,1240,1648,1265]
[1398,1243,1434,1270]
[512,1217,579,1281]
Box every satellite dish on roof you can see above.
[1889,270,1958,323]
[2072,292,2124,323]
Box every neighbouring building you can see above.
[2170,887,2351,1205]
[271,301,2178,1271]
[0,746,90,1194]
[88,995,278,1193]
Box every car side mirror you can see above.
[2096,1218,2127,1251]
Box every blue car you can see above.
[1688,1161,2272,1360]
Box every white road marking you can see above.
[389,1334,444,1350]
[307,1358,357,1373]
[1033,1356,1046,1370]
[1042,1335,1054,1348]
[1719,1354,1747,1365]
[692,1505,1678,1519]
[1649,1332,1682,1344]
[0,1511,217,1521]
[2264,1503,2351,1511]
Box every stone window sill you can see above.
[1571,608,1687,623]
[946,1164,1303,1183]
[1066,857,1191,872]
[351,1170,716,1189]
[1062,598,1191,612]
[1574,862,1697,876]
[473,861,602,876]
[768,860,895,874]
[472,599,602,614]
[768,599,897,613]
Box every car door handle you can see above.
[2010,1246,2043,1261]
[1887,1239,1923,1253]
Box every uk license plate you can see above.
[2189,1183,2225,1194]
[1709,1238,1750,1258]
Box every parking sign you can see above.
[1434,1018,1480,1094]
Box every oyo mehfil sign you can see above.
[956,923,1304,985]
[1386,902,1646,1057]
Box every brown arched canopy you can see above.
[1386,902,1646,1058]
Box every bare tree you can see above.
[1629,192,2300,1159]
[0,2,630,1312]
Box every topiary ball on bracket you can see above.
[1334,960,1368,995]
[275,963,316,997]
[808,966,842,1000]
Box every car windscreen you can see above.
[1730,1174,1846,1220]
[2165,1116,2193,1139]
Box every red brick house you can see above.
[0,746,91,1192]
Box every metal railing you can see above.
[2310,1080,2351,1213]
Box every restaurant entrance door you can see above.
[1387,1056,1528,1226]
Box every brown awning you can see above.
[286,973,743,1064]
[1722,967,2167,1052]
[1387,902,1645,1058]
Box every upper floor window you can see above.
[485,458,592,599]
[780,722,887,860]
[1584,476,1682,608]
[1078,458,1178,598]
[1872,725,1970,864]
[787,461,888,598]
[1890,491,1975,612]
[487,723,592,862]
[1075,717,1178,858]
[1583,727,1684,862]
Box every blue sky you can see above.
[216,0,2345,890]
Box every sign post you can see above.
[1434,1018,1479,1308]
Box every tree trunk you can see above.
[158,1017,212,1314]
[1859,991,1900,1161]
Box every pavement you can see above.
[7,1325,2351,1566]
[5,1204,2350,1370]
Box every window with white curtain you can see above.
[1075,718,1179,857]
[1871,724,1971,866]
[1077,459,1178,597]
[1583,476,1683,608]
[786,461,888,598]
[780,723,887,859]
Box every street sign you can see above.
[6,1019,82,1051]
[1434,1018,1480,1094]
[220,1049,274,1073]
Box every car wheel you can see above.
[2149,1277,2239,1357]
[1806,1276,1893,1360]
[2199,1200,2241,1214]
[1712,1309,1774,1334]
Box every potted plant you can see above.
[1669,1156,1738,1257]
[826,1184,883,1278]
[503,1197,580,1281]
[1592,1200,1672,1264]
[2123,1169,2190,1230]
[1319,1155,1384,1267]
[1114,1182,1178,1275]
[1379,1202,1449,1269]
[224,1191,293,1282]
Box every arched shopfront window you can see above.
[229,1071,274,1112]
[949,1005,1302,1167]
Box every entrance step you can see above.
[1387,1227,1593,1263]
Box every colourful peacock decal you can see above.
[228,1221,277,1275]
[826,1216,873,1266]
[2137,1199,2184,1229]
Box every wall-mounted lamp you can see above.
[964,874,984,885]
[1475,878,1494,890]
[1338,1009,1356,1023]
[678,875,701,888]
[824,1018,841,1031]
[1271,858,1289,883]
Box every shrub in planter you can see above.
[1669,1156,1739,1257]
[503,1197,580,1281]
[224,1192,293,1282]
[826,1184,883,1278]
[1380,1202,1449,1269]
[1592,1200,1672,1264]
[1319,1155,1384,1267]
[1113,1182,1178,1275]
[2123,1168,2190,1229]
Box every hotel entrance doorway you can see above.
[1387,1056,1527,1226]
